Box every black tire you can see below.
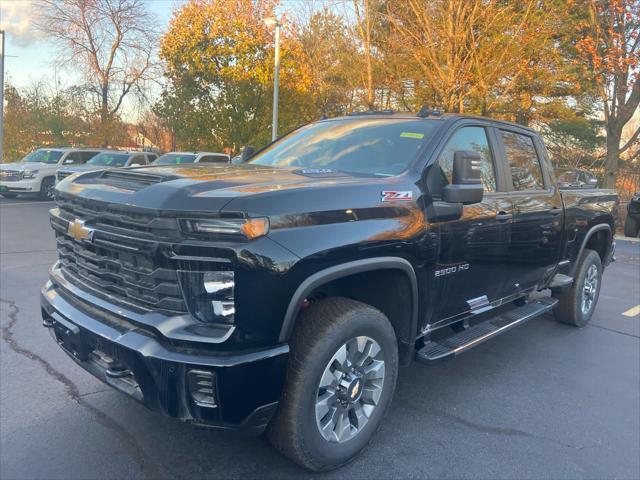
[623,216,640,238]
[553,249,602,327]
[267,297,398,471]
[39,177,55,200]
[0,193,18,198]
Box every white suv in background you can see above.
[152,152,231,165]
[0,148,103,200]
[56,151,158,183]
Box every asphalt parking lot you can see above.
[1,197,638,480]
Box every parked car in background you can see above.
[624,192,640,237]
[0,148,103,200]
[152,152,231,165]
[557,168,599,189]
[56,151,158,183]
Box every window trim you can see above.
[494,127,551,194]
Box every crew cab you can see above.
[42,112,618,471]
[56,151,158,183]
[1,148,102,199]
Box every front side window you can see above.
[88,153,130,167]
[250,118,438,176]
[23,150,64,164]
[500,130,544,191]
[436,126,496,192]
[153,154,197,165]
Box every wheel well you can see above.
[305,269,415,345]
[585,229,610,263]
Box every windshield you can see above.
[23,150,64,164]
[153,154,197,165]
[88,153,129,167]
[249,118,438,176]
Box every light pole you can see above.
[0,30,5,161]
[264,18,281,142]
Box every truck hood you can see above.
[56,163,416,216]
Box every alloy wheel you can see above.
[315,336,385,443]
[581,264,599,315]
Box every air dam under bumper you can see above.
[41,279,289,433]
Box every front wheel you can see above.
[553,249,602,327]
[267,297,398,471]
[39,177,55,200]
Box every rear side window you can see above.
[500,131,544,191]
[63,152,84,165]
[130,155,147,165]
[436,126,496,192]
[80,151,99,162]
[200,155,229,163]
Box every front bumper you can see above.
[0,178,39,193]
[41,273,289,433]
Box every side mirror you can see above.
[588,177,598,186]
[442,150,484,204]
[240,146,255,162]
[64,158,75,164]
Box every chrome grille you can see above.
[57,171,73,182]
[0,170,23,182]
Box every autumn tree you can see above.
[297,10,361,117]
[385,0,558,115]
[575,0,640,188]
[156,0,312,152]
[36,0,159,147]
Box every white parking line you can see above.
[622,305,640,318]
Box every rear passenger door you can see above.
[496,128,564,294]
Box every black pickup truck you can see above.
[43,112,618,471]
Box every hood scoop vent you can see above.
[98,170,171,190]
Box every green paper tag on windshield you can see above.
[400,132,424,139]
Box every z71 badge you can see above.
[381,190,413,202]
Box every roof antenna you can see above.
[417,105,442,118]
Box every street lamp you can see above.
[1,30,5,161]
[264,18,281,142]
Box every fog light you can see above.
[212,300,235,317]
[187,370,217,408]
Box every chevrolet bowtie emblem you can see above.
[67,219,95,243]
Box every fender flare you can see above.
[570,223,612,275]
[278,257,419,343]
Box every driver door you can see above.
[426,125,514,326]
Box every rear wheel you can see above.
[39,177,55,200]
[623,216,639,238]
[553,249,602,327]
[267,297,398,471]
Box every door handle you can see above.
[495,212,513,222]
[549,207,562,216]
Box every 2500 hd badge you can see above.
[42,111,618,471]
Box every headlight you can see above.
[182,217,269,240]
[178,270,235,324]
[22,170,39,179]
